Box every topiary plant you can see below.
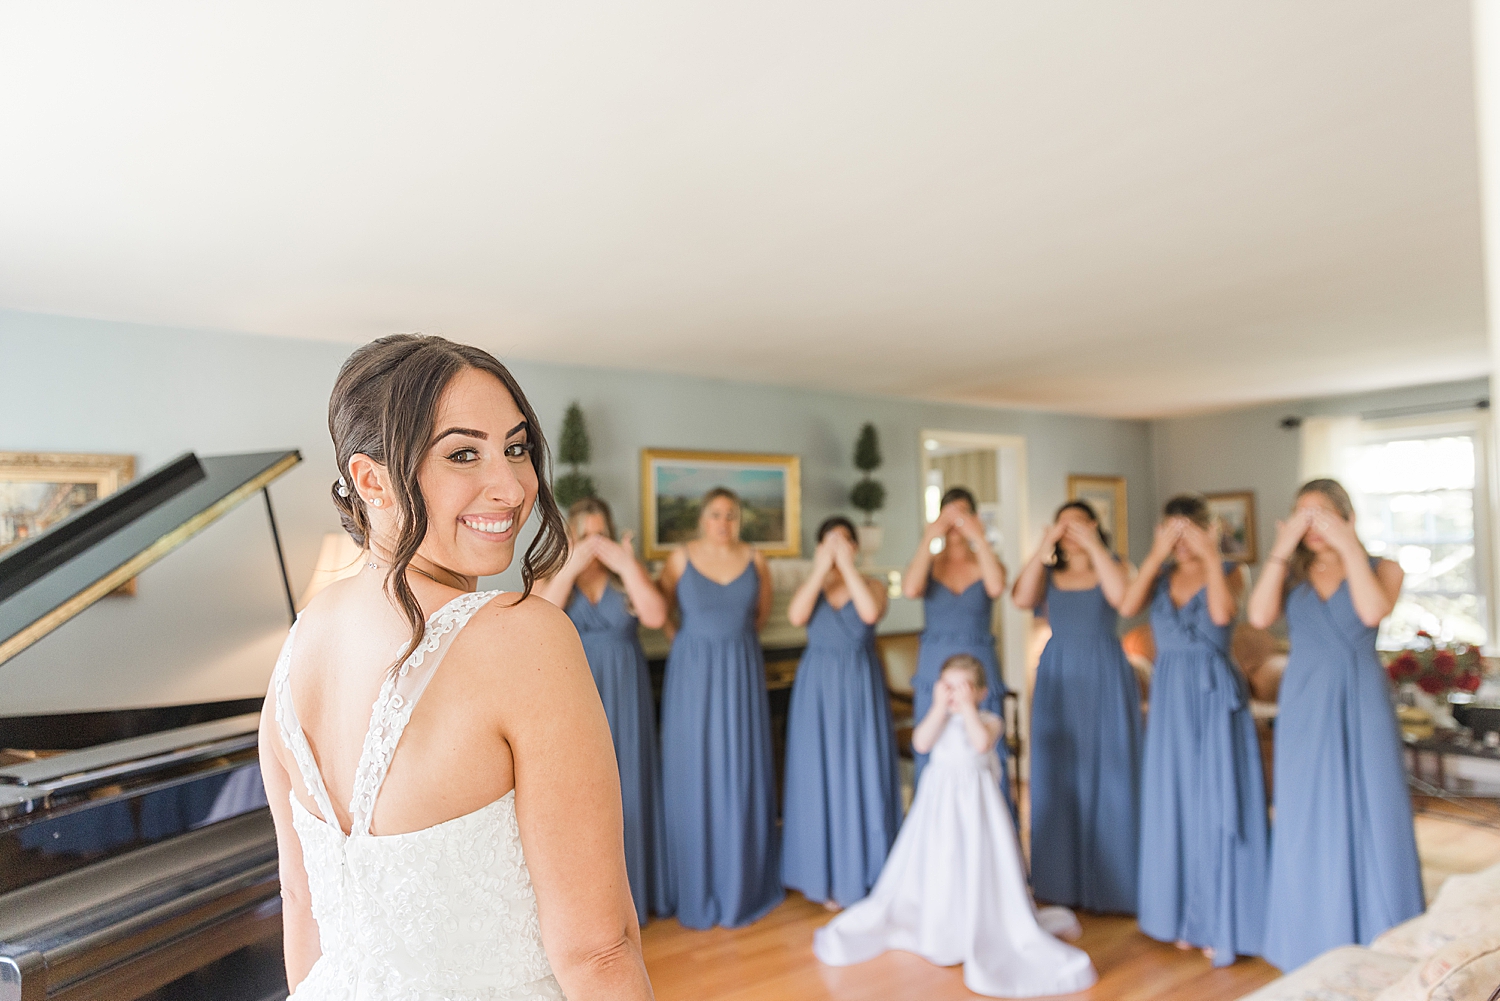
[850,422,885,525]
[553,402,596,508]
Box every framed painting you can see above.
[1066,474,1128,558]
[1205,490,1258,564]
[640,449,801,560]
[0,452,137,593]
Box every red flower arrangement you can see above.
[1386,631,1483,695]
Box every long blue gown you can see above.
[781,595,903,907]
[1261,560,1424,972]
[659,560,784,928]
[1137,565,1268,964]
[912,578,1008,801]
[565,585,667,926]
[1030,571,1142,913]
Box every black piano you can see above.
[0,450,302,1001]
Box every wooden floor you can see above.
[640,799,1500,1001]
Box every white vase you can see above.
[856,524,884,564]
[1407,685,1458,730]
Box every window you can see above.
[1339,418,1491,650]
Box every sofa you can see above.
[1239,861,1500,1001]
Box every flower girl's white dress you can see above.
[270,592,564,1000]
[814,713,1097,998]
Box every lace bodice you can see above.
[929,712,1003,781]
[271,591,564,1001]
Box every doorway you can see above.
[916,430,1031,750]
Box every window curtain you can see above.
[1298,415,1363,486]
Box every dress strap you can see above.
[347,590,502,835]
[271,621,340,824]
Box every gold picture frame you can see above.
[1066,474,1128,558]
[640,448,801,560]
[1205,490,1258,564]
[1,451,137,593]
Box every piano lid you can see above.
[0,450,302,665]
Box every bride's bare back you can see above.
[274,573,525,838]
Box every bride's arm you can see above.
[258,691,322,991]
[483,598,654,1000]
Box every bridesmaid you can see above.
[1118,495,1267,965]
[539,497,669,926]
[1248,479,1421,972]
[656,487,784,928]
[781,516,902,910]
[1013,500,1141,914]
[900,487,1009,789]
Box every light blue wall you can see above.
[1149,376,1491,569]
[0,308,1155,714]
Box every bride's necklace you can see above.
[366,556,463,589]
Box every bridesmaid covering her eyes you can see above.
[655,488,783,929]
[1246,478,1420,972]
[1116,493,1267,966]
[780,516,902,911]
[1013,499,1142,916]
[901,487,1010,799]
[538,497,669,927]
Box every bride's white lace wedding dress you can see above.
[270,591,565,1000]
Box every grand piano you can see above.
[0,450,302,1001]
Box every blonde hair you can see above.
[940,653,987,692]
[566,496,618,542]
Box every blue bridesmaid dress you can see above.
[659,560,784,928]
[912,578,1008,798]
[1030,571,1142,913]
[781,596,903,907]
[1261,560,1423,972]
[565,585,667,926]
[1137,564,1268,964]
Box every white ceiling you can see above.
[0,2,1488,417]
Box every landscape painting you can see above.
[0,452,137,592]
[1205,490,1258,564]
[1067,474,1128,558]
[641,449,801,560]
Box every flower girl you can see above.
[813,655,1096,998]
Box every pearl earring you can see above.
[370,497,383,508]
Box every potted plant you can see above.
[554,402,597,509]
[850,422,886,558]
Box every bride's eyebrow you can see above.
[433,426,487,444]
[503,420,529,440]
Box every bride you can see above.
[258,335,654,1000]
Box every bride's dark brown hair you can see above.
[328,334,567,666]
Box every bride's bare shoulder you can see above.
[462,591,583,660]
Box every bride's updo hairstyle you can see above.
[328,334,567,664]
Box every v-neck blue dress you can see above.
[1030,570,1142,913]
[912,577,1008,797]
[1261,559,1423,972]
[565,584,667,925]
[659,559,784,929]
[781,594,903,907]
[1137,564,1268,964]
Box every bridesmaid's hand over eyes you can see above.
[812,536,839,576]
[829,532,857,569]
[592,535,636,575]
[565,534,602,571]
[1149,518,1183,562]
[1269,508,1314,561]
[1310,511,1363,558]
[1180,521,1220,563]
